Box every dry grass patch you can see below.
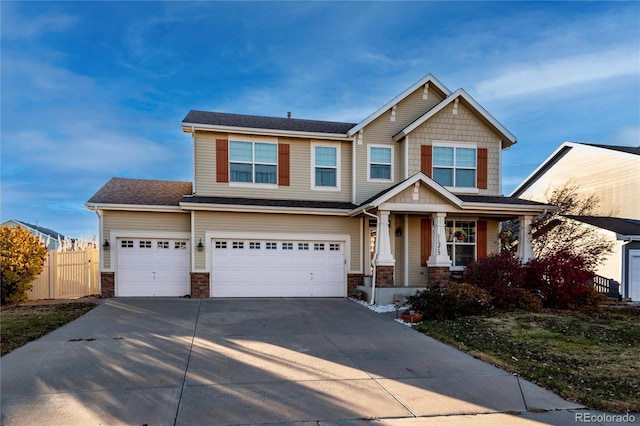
[1,302,97,356]
[415,307,640,412]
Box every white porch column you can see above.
[518,215,534,261]
[376,210,395,266]
[427,212,452,267]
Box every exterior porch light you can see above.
[197,239,204,252]
[395,227,402,237]
[102,239,110,250]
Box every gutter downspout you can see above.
[363,208,379,305]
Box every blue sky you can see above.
[2,1,639,238]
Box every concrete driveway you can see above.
[1,298,590,425]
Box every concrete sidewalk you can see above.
[1,298,632,425]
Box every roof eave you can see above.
[179,202,351,216]
[347,74,452,137]
[86,203,185,213]
[393,89,517,147]
[182,122,351,141]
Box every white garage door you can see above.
[117,239,190,297]
[211,239,346,297]
[630,251,640,301]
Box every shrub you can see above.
[352,288,367,301]
[515,289,543,312]
[406,283,492,320]
[463,251,525,309]
[524,250,595,310]
[1,226,48,305]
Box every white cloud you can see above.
[1,4,77,40]
[473,47,639,101]
[602,126,640,147]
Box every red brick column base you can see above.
[101,272,115,298]
[427,267,450,286]
[347,273,365,296]
[190,273,210,298]
[375,265,394,287]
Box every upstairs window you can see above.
[368,146,393,181]
[433,145,476,188]
[229,141,277,184]
[312,143,340,190]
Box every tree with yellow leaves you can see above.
[1,226,48,305]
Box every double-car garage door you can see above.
[115,237,347,298]
[211,239,346,297]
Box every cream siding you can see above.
[193,211,361,272]
[519,148,640,220]
[407,102,502,195]
[355,88,444,203]
[102,211,190,269]
[194,131,352,202]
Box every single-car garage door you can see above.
[117,239,190,297]
[211,239,346,297]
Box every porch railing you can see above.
[590,274,621,300]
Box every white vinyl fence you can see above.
[27,247,100,300]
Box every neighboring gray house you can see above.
[511,142,640,301]
[1,220,66,250]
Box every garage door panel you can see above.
[117,239,190,297]
[211,239,345,297]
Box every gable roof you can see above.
[1,220,66,241]
[347,74,451,137]
[581,143,640,156]
[392,88,517,148]
[565,215,640,239]
[352,173,551,215]
[510,141,640,197]
[87,177,192,207]
[182,111,355,138]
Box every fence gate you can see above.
[27,247,100,300]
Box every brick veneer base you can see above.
[190,273,210,298]
[347,273,365,296]
[375,265,394,287]
[427,267,450,285]
[100,272,114,298]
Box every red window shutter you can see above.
[278,144,290,186]
[477,148,488,189]
[421,145,432,178]
[477,220,487,259]
[216,139,229,183]
[420,218,432,266]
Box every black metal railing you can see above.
[591,274,621,299]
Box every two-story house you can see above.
[87,74,551,302]
[511,142,640,301]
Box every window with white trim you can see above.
[445,220,476,267]
[368,145,393,181]
[312,143,340,190]
[229,141,277,184]
[433,144,477,188]
[215,241,227,249]
[139,241,151,248]
[282,242,293,250]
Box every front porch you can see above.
[350,174,549,304]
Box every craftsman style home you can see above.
[87,74,551,302]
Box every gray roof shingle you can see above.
[564,215,640,236]
[87,178,192,206]
[182,110,356,135]
[582,143,640,156]
[182,196,357,210]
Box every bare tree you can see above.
[529,183,614,269]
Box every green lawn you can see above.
[415,307,640,412]
[1,302,97,356]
